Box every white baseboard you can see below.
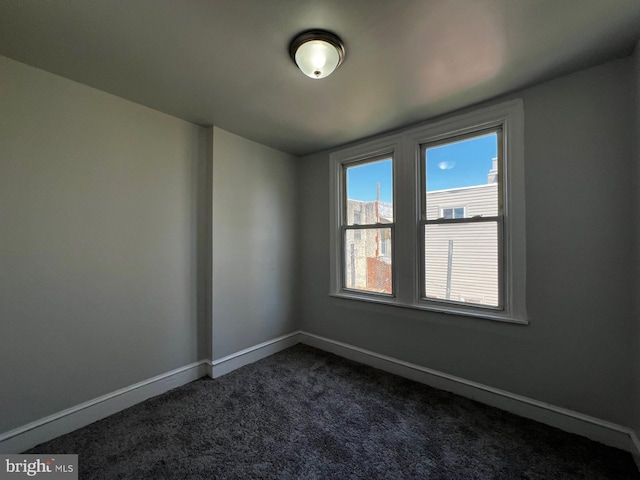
[300,331,636,454]
[2,329,637,467]
[0,360,209,454]
[631,430,640,471]
[0,330,301,454]
[210,331,301,378]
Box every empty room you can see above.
[1,0,640,478]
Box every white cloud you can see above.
[438,160,456,170]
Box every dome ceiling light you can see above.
[289,30,345,79]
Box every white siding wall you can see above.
[426,184,498,219]
[425,184,499,305]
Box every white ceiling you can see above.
[1,0,640,156]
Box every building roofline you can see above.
[427,183,497,194]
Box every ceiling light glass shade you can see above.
[295,40,340,79]
[290,31,345,79]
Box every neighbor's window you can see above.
[353,211,362,239]
[343,156,393,295]
[422,130,501,308]
[441,207,466,219]
[329,100,526,324]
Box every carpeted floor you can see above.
[27,344,638,479]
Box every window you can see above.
[330,100,526,324]
[342,156,394,295]
[422,130,501,308]
[353,212,362,239]
[440,207,466,219]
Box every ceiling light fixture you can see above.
[289,30,345,79]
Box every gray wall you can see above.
[0,56,209,433]
[634,40,640,438]
[211,127,298,359]
[2,47,638,439]
[299,57,636,426]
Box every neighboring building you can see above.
[425,158,498,305]
[345,199,392,293]
[424,182,498,306]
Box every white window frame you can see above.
[329,137,401,300]
[421,127,503,311]
[329,99,526,324]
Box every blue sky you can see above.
[346,158,393,203]
[426,132,497,191]
[346,132,497,202]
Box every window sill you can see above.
[329,291,528,325]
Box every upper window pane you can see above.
[425,132,499,220]
[346,157,392,225]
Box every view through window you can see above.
[423,131,501,307]
[343,157,393,294]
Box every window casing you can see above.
[329,100,526,324]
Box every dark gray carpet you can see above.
[27,344,638,479]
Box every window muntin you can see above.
[342,156,394,295]
[422,129,502,309]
